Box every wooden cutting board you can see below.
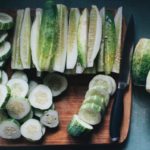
[0,9,132,146]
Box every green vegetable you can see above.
[20,8,31,69]
[11,9,24,70]
[0,32,8,44]
[39,1,58,71]
[0,70,8,85]
[104,11,116,74]
[132,38,150,86]
[53,4,68,73]
[67,115,93,137]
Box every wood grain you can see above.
[0,9,131,146]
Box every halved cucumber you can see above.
[40,110,59,128]
[85,86,110,106]
[0,70,8,85]
[0,32,8,44]
[0,85,10,108]
[28,80,38,95]
[0,119,21,139]
[43,73,68,97]
[29,85,53,110]
[0,41,11,61]
[20,118,43,141]
[0,13,13,30]
[67,114,93,137]
[11,71,28,82]
[7,78,29,97]
[6,97,31,120]
[78,102,102,125]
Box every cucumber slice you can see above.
[28,80,38,95]
[0,41,11,61]
[68,115,93,137]
[31,8,42,71]
[53,4,68,73]
[20,119,43,141]
[66,8,80,69]
[42,125,46,136]
[11,71,28,82]
[43,73,68,97]
[0,32,8,44]
[20,110,33,123]
[0,13,13,30]
[29,85,53,110]
[0,85,10,108]
[6,97,31,120]
[78,103,102,125]
[7,79,29,97]
[87,5,102,67]
[34,109,44,118]
[40,110,59,128]
[85,86,110,106]
[0,119,21,139]
[0,70,8,85]
[0,61,5,68]
[20,8,31,69]
[146,71,150,93]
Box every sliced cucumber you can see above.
[34,109,44,118]
[20,118,43,141]
[0,41,11,61]
[43,73,68,97]
[0,119,21,139]
[42,125,46,136]
[67,114,93,137]
[40,110,59,128]
[7,79,29,97]
[0,32,8,44]
[85,86,110,106]
[0,61,5,68]
[0,70,8,85]
[29,84,53,110]
[28,80,38,95]
[6,97,31,120]
[0,13,13,30]
[0,85,10,108]
[11,71,28,82]
[66,8,80,69]
[20,110,33,123]
[78,103,102,125]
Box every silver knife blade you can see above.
[118,16,135,89]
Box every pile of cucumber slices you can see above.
[0,12,13,68]
[68,75,116,137]
[0,71,68,141]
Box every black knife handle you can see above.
[110,88,124,142]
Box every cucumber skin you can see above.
[39,4,58,71]
[0,22,13,30]
[104,11,116,74]
[67,116,92,137]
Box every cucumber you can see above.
[11,9,24,70]
[11,71,28,82]
[85,86,110,106]
[28,80,38,95]
[146,71,150,93]
[66,8,80,69]
[87,5,102,67]
[0,41,11,61]
[77,8,89,72]
[0,119,21,139]
[20,8,31,69]
[78,102,102,125]
[0,109,8,122]
[104,11,116,74]
[67,114,93,137]
[7,79,29,97]
[31,8,42,71]
[53,4,68,73]
[29,84,53,110]
[6,97,31,120]
[112,7,123,73]
[40,110,59,128]
[0,32,8,44]
[0,12,13,30]
[42,125,46,136]
[20,110,33,123]
[97,7,105,72]
[43,73,68,97]
[34,109,44,118]
[0,61,5,68]
[0,70,8,85]
[20,118,43,141]
[83,66,97,74]
[0,85,10,108]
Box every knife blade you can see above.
[110,15,135,142]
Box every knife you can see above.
[110,16,135,142]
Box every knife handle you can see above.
[110,88,124,142]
